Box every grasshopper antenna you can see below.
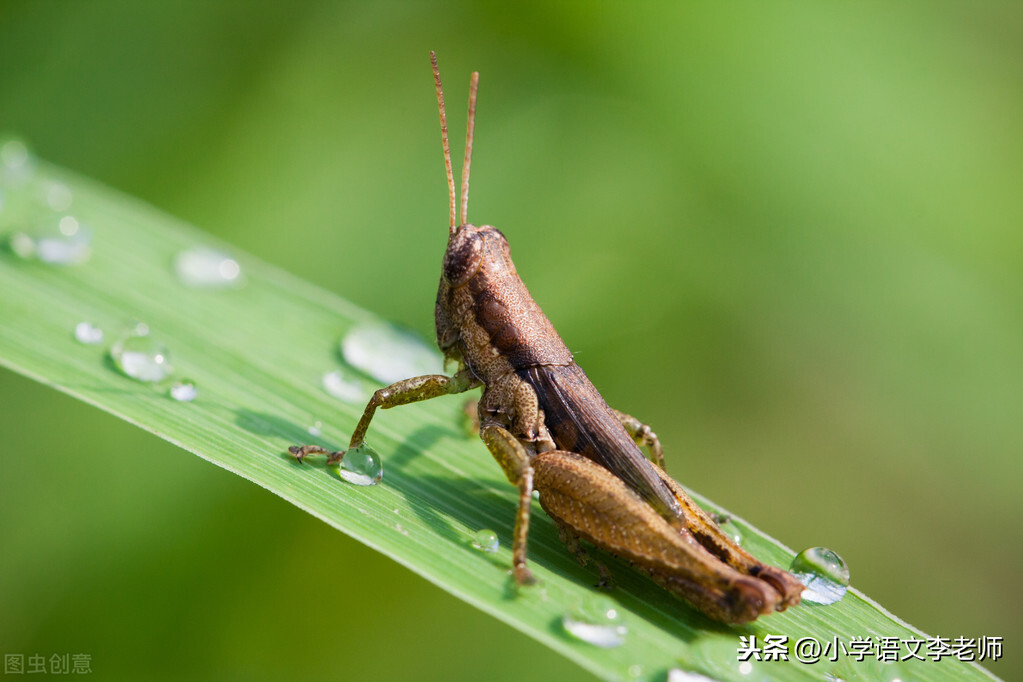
[431,51,457,235]
[460,71,479,226]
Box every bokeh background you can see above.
[1,2,1019,679]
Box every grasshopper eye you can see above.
[443,228,483,286]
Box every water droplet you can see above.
[307,421,323,437]
[341,322,443,384]
[532,489,540,501]
[109,327,173,382]
[471,529,499,553]
[9,214,92,265]
[0,136,34,184]
[73,321,104,345]
[627,664,644,679]
[174,247,243,288]
[127,319,149,336]
[43,181,73,211]
[561,595,627,648]
[322,369,363,403]
[667,670,719,682]
[682,635,770,681]
[169,380,198,402]
[789,547,850,604]
[338,443,382,486]
[712,513,742,545]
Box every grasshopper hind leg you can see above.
[532,449,802,624]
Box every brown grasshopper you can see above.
[291,52,803,624]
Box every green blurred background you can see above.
[1,1,1019,679]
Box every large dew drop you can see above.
[322,369,364,403]
[110,327,173,383]
[562,595,627,648]
[341,322,443,385]
[789,546,850,605]
[338,443,383,486]
[174,247,243,288]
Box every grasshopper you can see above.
[291,52,803,624]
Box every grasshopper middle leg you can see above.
[480,424,540,586]
[614,409,666,470]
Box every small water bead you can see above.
[307,421,323,437]
[667,670,719,682]
[169,380,198,402]
[712,513,742,546]
[471,529,499,554]
[174,247,243,288]
[322,369,363,403]
[561,595,627,648]
[683,635,770,681]
[73,321,104,345]
[43,181,73,211]
[0,137,35,184]
[789,547,850,605]
[110,328,173,382]
[9,214,92,265]
[341,322,444,385]
[338,443,383,486]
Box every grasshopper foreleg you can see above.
[290,369,480,464]
[613,409,666,470]
[480,424,539,586]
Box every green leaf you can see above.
[0,161,997,682]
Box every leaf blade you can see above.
[0,163,998,681]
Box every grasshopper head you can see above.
[441,223,511,287]
[435,223,512,364]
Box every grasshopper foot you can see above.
[594,562,616,591]
[513,563,537,586]
[289,444,346,465]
